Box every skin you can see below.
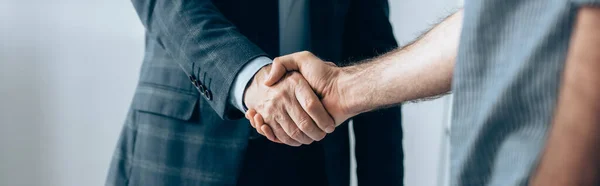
[244,65,335,146]
[528,6,600,186]
[249,7,600,185]
[248,10,464,141]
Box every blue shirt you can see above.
[452,0,600,185]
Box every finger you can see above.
[265,59,291,86]
[268,117,302,146]
[246,109,257,128]
[248,111,269,139]
[261,125,282,143]
[295,80,336,134]
[286,92,326,141]
[254,113,273,140]
[253,116,265,136]
[245,109,253,121]
[266,51,321,86]
[256,127,265,137]
[276,113,314,145]
[266,52,311,86]
[253,119,263,134]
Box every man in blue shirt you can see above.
[249,1,600,185]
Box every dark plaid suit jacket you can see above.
[106,0,403,185]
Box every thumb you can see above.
[264,56,302,86]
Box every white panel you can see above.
[0,1,144,185]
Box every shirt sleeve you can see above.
[573,0,600,6]
[229,56,273,112]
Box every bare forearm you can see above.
[530,7,600,186]
[338,10,463,116]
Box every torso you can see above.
[451,0,577,185]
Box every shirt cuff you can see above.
[229,56,273,112]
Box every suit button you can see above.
[198,84,206,93]
[204,89,212,100]
[190,76,201,88]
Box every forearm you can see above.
[338,10,463,116]
[131,0,267,119]
[530,6,600,186]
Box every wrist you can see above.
[335,66,369,118]
[243,65,270,109]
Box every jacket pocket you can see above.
[131,84,199,121]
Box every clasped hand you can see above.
[243,51,353,146]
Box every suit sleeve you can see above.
[573,0,600,6]
[131,0,268,120]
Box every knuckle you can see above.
[305,99,318,110]
[273,91,286,99]
[289,72,302,79]
[301,51,316,59]
[263,104,277,114]
[274,114,285,124]
[279,136,293,144]
[298,55,309,61]
[284,73,301,82]
[297,118,314,132]
[299,51,311,56]
[290,128,303,140]
[262,105,272,113]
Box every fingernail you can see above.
[325,126,335,133]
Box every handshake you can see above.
[243,51,358,146]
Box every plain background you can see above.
[0,0,461,185]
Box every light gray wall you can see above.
[0,1,459,186]
[0,1,144,185]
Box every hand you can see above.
[244,64,335,146]
[247,51,355,140]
